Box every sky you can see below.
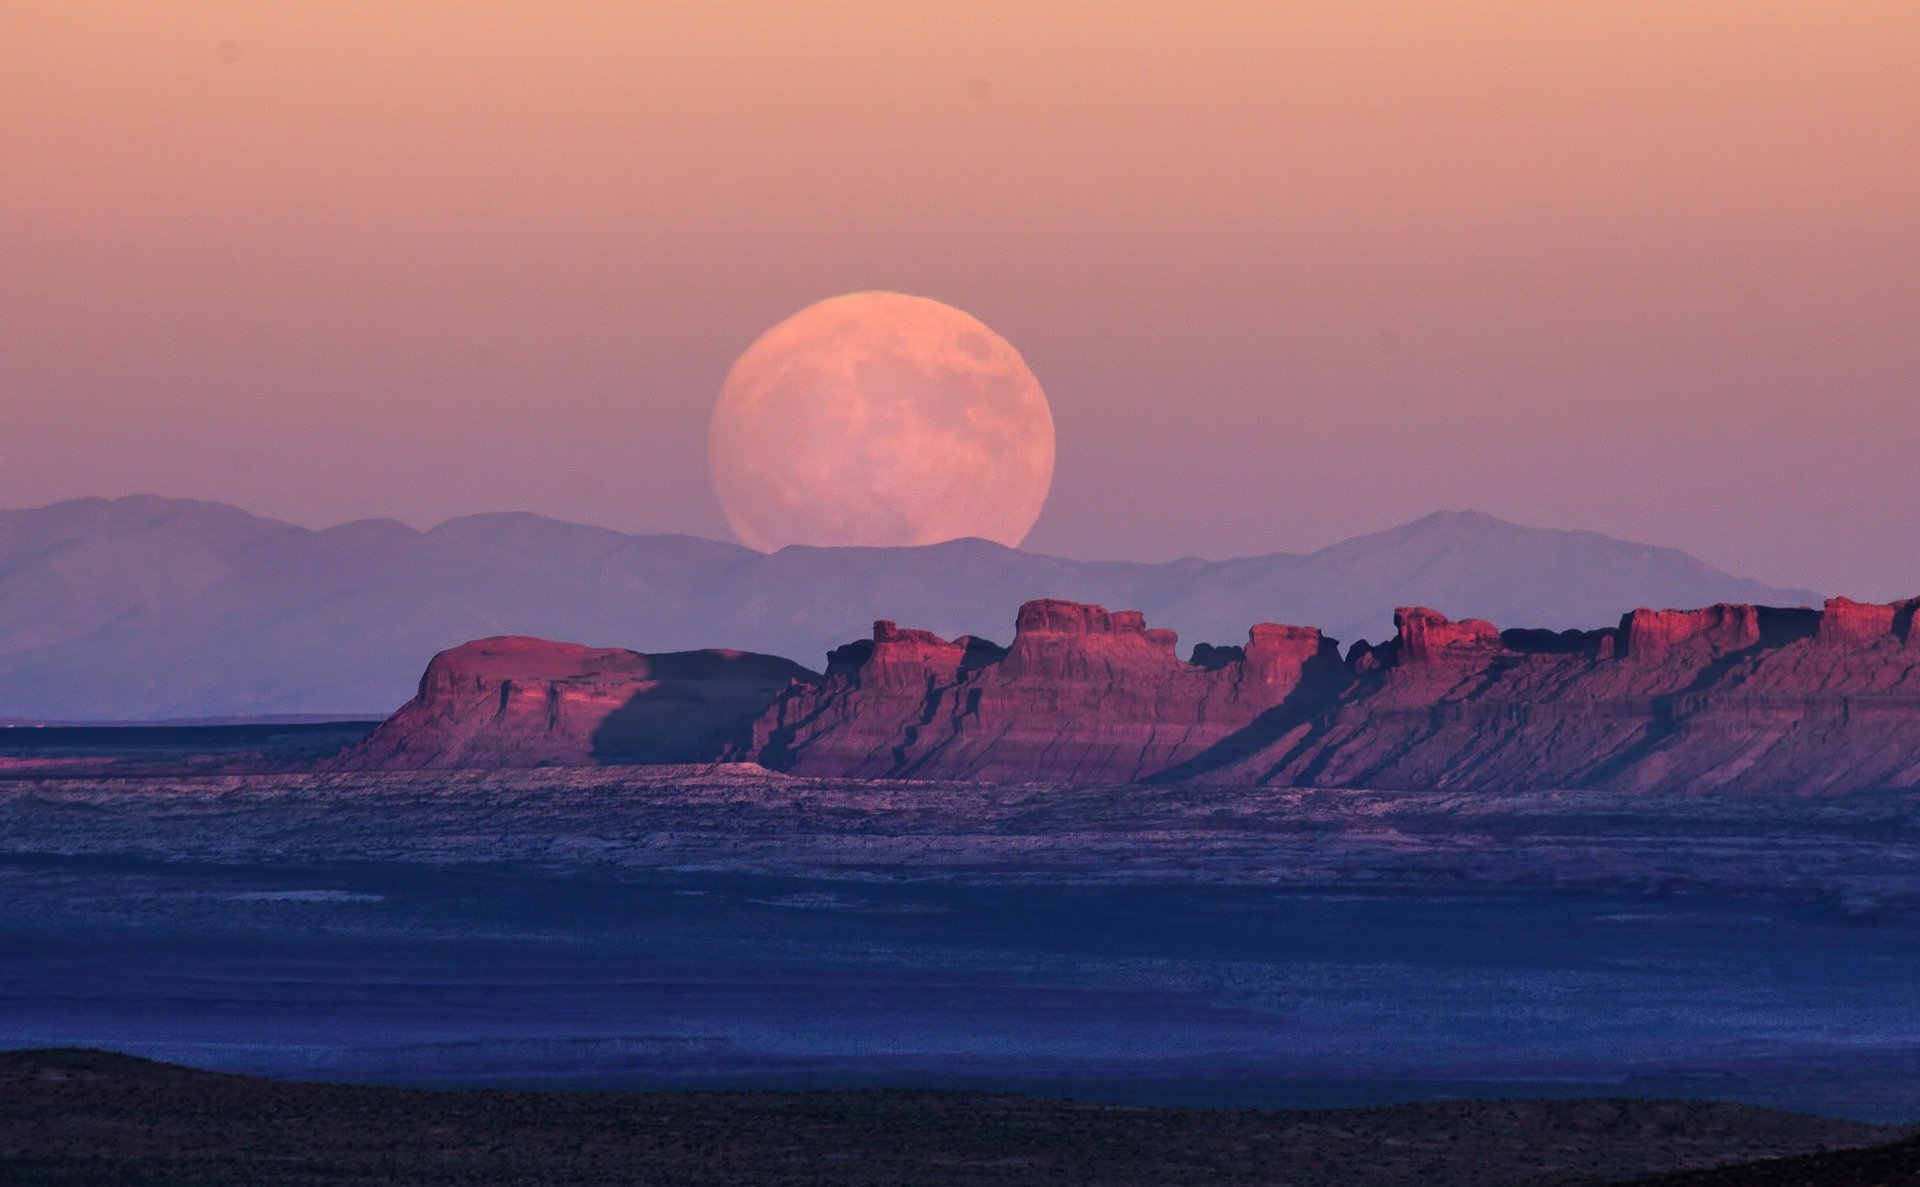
[1,1,1916,596]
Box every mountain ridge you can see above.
[0,495,1820,720]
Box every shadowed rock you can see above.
[345,594,1920,795]
[757,600,1348,782]
[756,596,1920,794]
[329,637,814,770]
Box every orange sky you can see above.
[2,1,1916,593]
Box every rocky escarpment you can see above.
[343,595,1920,794]
[754,595,1920,794]
[329,636,815,771]
[756,600,1349,782]
[1194,599,1913,794]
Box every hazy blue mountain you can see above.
[0,496,1822,720]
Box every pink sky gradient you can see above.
[2,2,1916,594]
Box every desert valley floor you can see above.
[7,765,1920,1127]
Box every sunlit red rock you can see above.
[348,595,1920,795]
[1393,607,1501,664]
[1621,603,1762,659]
[758,599,1345,782]
[330,636,813,770]
[1817,596,1919,647]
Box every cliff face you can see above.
[347,594,1920,794]
[757,599,1349,782]
[330,636,814,771]
[755,595,1920,794]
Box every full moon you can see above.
[709,292,1055,552]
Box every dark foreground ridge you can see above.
[1627,1134,1920,1185]
[334,594,1920,794]
[0,1048,1902,1187]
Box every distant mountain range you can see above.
[0,496,1820,720]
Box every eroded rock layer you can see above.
[348,595,1920,794]
[756,595,1920,794]
[757,600,1347,782]
[330,636,815,770]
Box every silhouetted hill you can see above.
[0,497,1817,719]
[0,1047,1897,1187]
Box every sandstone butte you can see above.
[332,596,1920,795]
[331,635,814,771]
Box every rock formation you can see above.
[346,594,1920,795]
[329,636,814,771]
[1393,606,1501,664]
[755,600,1348,782]
[753,595,1920,794]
